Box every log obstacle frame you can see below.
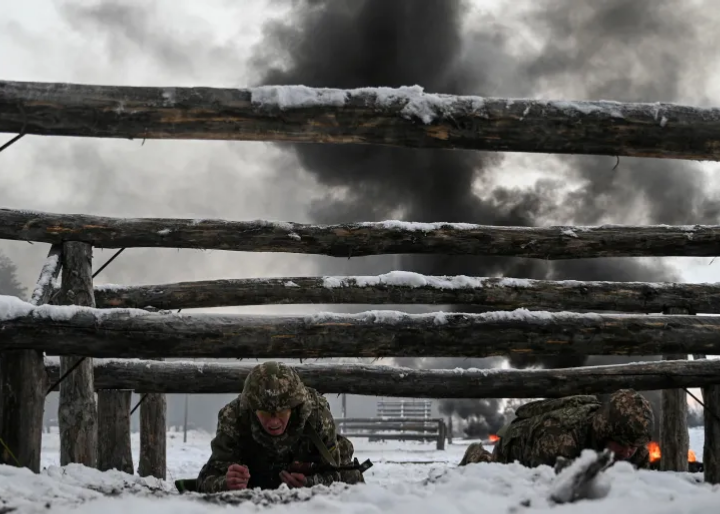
[0,80,718,482]
[335,417,447,450]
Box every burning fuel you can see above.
[646,441,699,468]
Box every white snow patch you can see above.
[0,294,152,322]
[322,271,490,289]
[307,308,600,325]
[561,228,578,238]
[30,253,60,304]
[284,281,300,287]
[8,428,710,513]
[288,232,301,241]
[5,428,714,514]
[0,294,34,320]
[322,273,537,290]
[157,229,171,236]
[249,85,486,124]
[94,283,132,291]
[361,220,481,231]
[250,85,348,109]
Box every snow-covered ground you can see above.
[1,427,716,514]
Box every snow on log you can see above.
[0,244,61,472]
[2,208,720,259]
[2,80,720,161]
[93,272,720,313]
[4,297,720,358]
[42,358,720,398]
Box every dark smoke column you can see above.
[252,0,715,439]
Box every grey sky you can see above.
[2,0,720,430]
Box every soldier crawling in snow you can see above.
[458,389,653,471]
[195,361,364,492]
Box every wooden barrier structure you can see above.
[336,418,447,451]
[1,80,719,483]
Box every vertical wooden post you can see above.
[692,353,720,484]
[659,306,689,472]
[58,242,98,467]
[702,382,720,484]
[138,358,166,479]
[97,390,133,474]
[436,420,446,450]
[447,417,453,444]
[0,245,62,472]
[183,394,189,444]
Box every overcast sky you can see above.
[3,0,720,427]
[3,0,720,295]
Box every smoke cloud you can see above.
[252,0,720,437]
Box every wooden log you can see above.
[437,422,446,450]
[93,274,720,313]
[57,242,97,468]
[343,433,437,441]
[3,208,720,259]
[696,353,720,483]
[138,359,166,480]
[334,423,438,431]
[337,417,442,423]
[5,306,720,358]
[2,80,720,161]
[702,384,720,484]
[96,390,133,474]
[42,358,720,398]
[660,307,689,472]
[0,244,61,472]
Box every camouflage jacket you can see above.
[196,387,362,492]
[491,395,650,469]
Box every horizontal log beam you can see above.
[5,299,720,358]
[338,417,442,424]
[342,434,437,440]
[41,357,720,397]
[335,423,438,431]
[2,81,719,161]
[93,273,720,314]
[2,208,720,259]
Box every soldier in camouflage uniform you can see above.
[195,361,363,492]
[458,389,653,470]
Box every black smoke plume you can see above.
[253,0,717,438]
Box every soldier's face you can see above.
[606,440,637,460]
[256,409,292,436]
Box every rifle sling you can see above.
[306,422,338,467]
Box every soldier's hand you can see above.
[226,464,250,490]
[279,470,307,488]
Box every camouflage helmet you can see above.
[240,361,308,412]
[591,389,654,447]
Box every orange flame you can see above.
[489,434,499,443]
[646,441,697,463]
[647,441,661,462]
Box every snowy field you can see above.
[0,427,716,514]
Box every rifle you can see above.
[174,458,373,494]
[285,457,374,475]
